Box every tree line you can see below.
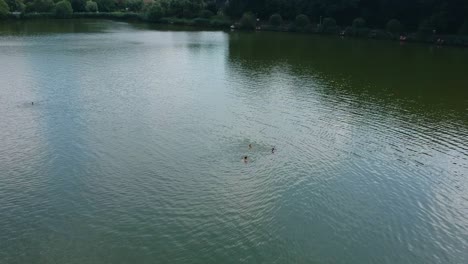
[225,0,468,34]
[1,0,467,35]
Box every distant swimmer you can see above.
[271,147,275,154]
[249,144,252,149]
[243,156,248,163]
[31,102,34,105]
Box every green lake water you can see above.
[0,19,467,263]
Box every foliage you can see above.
[146,2,164,22]
[0,0,9,19]
[8,0,468,36]
[199,9,213,19]
[239,12,256,30]
[25,0,54,13]
[95,0,113,12]
[205,0,215,13]
[269,13,282,27]
[5,0,25,12]
[352,17,365,28]
[386,19,403,34]
[71,0,85,12]
[84,0,97,12]
[323,17,336,28]
[126,0,142,12]
[317,17,338,33]
[210,18,230,28]
[72,11,140,18]
[218,0,467,34]
[55,0,73,18]
[459,21,468,36]
[224,0,244,18]
[114,0,126,10]
[193,17,209,25]
[295,14,310,28]
[418,19,434,36]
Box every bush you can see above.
[127,0,142,12]
[269,13,282,27]
[199,9,213,19]
[193,17,210,26]
[71,0,85,12]
[0,0,9,19]
[95,0,113,12]
[239,12,256,30]
[5,0,25,12]
[146,2,163,22]
[85,0,97,12]
[323,17,336,28]
[210,19,231,28]
[25,0,54,13]
[386,19,402,34]
[352,17,365,28]
[459,21,468,35]
[318,17,338,33]
[55,0,73,18]
[205,0,216,13]
[347,26,370,37]
[418,19,434,39]
[295,14,310,28]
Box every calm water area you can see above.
[0,19,467,263]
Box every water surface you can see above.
[1,19,467,264]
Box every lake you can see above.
[0,19,467,264]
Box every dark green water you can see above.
[0,19,467,264]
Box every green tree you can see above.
[84,0,97,12]
[0,0,9,19]
[126,0,142,12]
[239,12,256,30]
[25,0,55,13]
[224,0,242,18]
[6,0,25,12]
[114,0,126,10]
[459,21,468,35]
[168,0,183,17]
[269,13,282,27]
[295,14,310,28]
[205,0,216,13]
[386,19,402,34]
[323,17,336,29]
[200,9,213,19]
[352,17,365,28]
[71,0,85,12]
[202,0,468,34]
[146,2,164,22]
[95,0,113,12]
[418,19,434,36]
[55,0,73,18]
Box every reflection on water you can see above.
[0,19,467,264]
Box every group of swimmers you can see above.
[242,144,275,163]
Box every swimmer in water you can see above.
[272,147,275,153]
[249,144,252,149]
[243,156,248,163]
[31,102,34,105]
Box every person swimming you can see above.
[249,144,252,149]
[31,102,34,105]
[243,156,248,163]
[271,147,275,153]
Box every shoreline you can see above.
[4,13,468,47]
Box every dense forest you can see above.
[1,0,467,34]
[225,0,468,34]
